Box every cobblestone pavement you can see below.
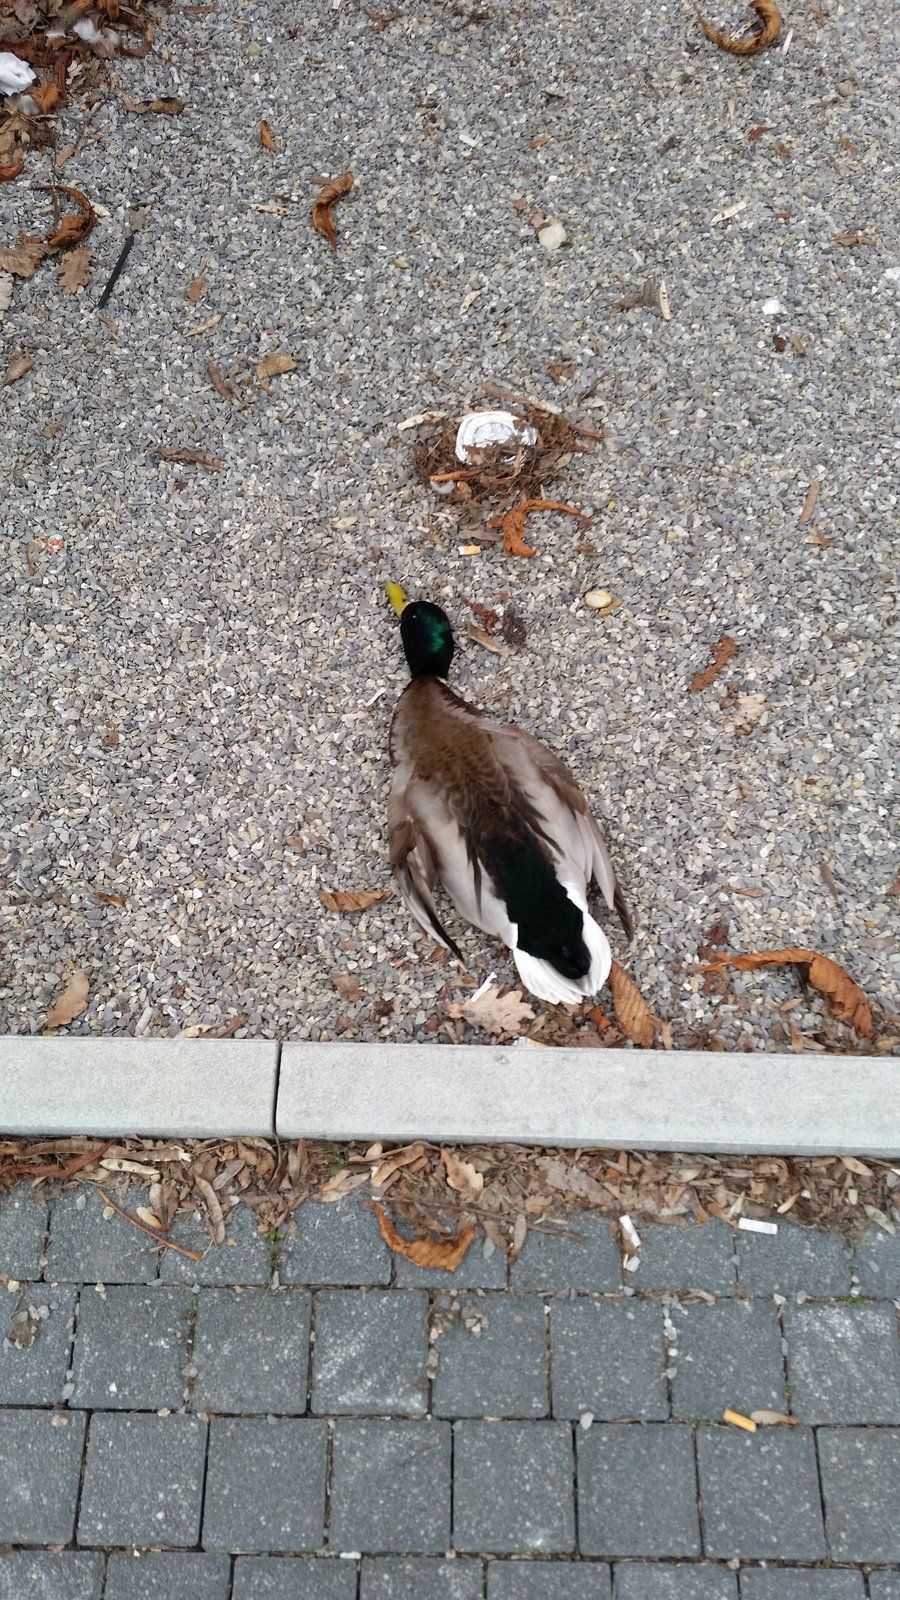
[1,1184,899,1598]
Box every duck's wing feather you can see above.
[387,790,464,961]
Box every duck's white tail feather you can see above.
[512,897,612,1008]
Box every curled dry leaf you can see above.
[155,446,220,470]
[447,986,535,1037]
[488,498,591,559]
[57,246,92,294]
[698,0,782,54]
[702,948,873,1039]
[259,119,275,150]
[312,171,354,249]
[43,185,96,250]
[122,95,184,115]
[2,352,33,385]
[373,1203,477,1273]
[257,351,297,385]
[690,634,737,692]
[441,1148,484,1196]
[318,889,390,912]
[609,960,656,1048]
[45,969,89,1030]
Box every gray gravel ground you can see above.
[1,0,897,1048]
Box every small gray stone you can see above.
[360,1557,484,1598]
[72,1284,192,1409]
[311,1290,428,1415]
[630,1221,736,1294]
[852,1227,900,1298]
[191,1287,311,1413]
[78,1413,206,1548]
[0,1409,86,1544]
[488,1561,611,1597]
[433,1294,548,1418]
[696,1425,825,1559]
[0,1283,76,1405]
[330,1418,451,1552]
[394,1232,508,1290]
[739,1568,865,1599]
[233,1559,358,1599]
[104,1553,232,1600]
[868,1576,900,1600]
[577,1424,701,1558]
[737,1222,852,1297]
[671,1300,785,1420]
[818,1426,900,1562]
[46,1185,158,1282]
[784,1302,900,1422]
[551,1299,667,1421]
[0,1185,48,1279]
[453,1420,575,1554]
[281,1197,391,1286]
[203,1416,328,1551]
[510,1215,621,1292]
[612,1564,737,1599]
[159,1203,273,1284]
[0,1552,103,1600]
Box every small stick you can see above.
[97,231,135,310]
[97,1185,203,1260]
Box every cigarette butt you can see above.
[738,1217,778,1235]
[723,1408,757,1433]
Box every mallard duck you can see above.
[386,585,632,1006]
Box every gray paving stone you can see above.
[433,1294,548,1418]
[551,1299,667,1421]
[203,1416,328,1551]
[578,1424,701,1558]
[72,1283,192,1409]
[0,1184,48,1279]
[0,1552,103,1600]
[818,1426,900,1563]
[453,1419,575,1554]
[852,1226,900,1298]
[281,1197,392,1286]
[868,1576,900,1600]
[0,1282,76,1404]
[510,1214,621,1292]
[489,1560,612,1597]
[159,1202,274,1284]
[614,1564,737,1599]
[330,1418,451,1552]
[737,1222,853,1297]
[79,1413,206,1548]
[361,1558,484,1598]
[630,1221,736,1295]
[739,1569,865,1599]
[192,1286,311,1413]
[671,1300,786,1421]
[311,1290,428,1415]
[696,1425,825,1559]
[784,1303,900,1423]
[233,1558,358,1599]
[395,1230,508,1290]
[0,1408,85,1544]
[104,1553,232,1600]
[45,1184,159,1282]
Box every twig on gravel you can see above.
[97,231,135,309]
[96,1184,203,1259]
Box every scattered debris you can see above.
[373,1204,477,1271]
[690,635,737,692]
[441,1148,484,1197]
[188,273,205,302]
[834,229,874,247]
[698,0,782,54]
[583,588,621,618]
[96,231,135,310]
[312,171,354,250]
[121,95,184,115]
[447,986,536,1038]
[537,218,568,252]
[658,280,672,321]
[723,1408,757,1432]
[711,200,748,224]
[155,446,220,470]
[466,621,511,655]
[702,948,874,1039]
[798,478,820,525]
[57,246,92,294]
[739,1216,778,1234]
[455,410,537,463]
[318,889,391,912]
[488,497,591,559]
[2,351,32,385]
[614,279,660,313]
[44,970,89,1030]
[257,351,297,386]
[609,961,656,1048]
[762,296,785,315]
[750,1409,797,1425]
[412,399,588,509]
[259,118,274,150]
[730,692,767,735]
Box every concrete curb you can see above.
[1,1036,897,1154]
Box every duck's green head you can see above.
[387,584,455,679]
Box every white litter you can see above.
[468,972,497,1006]
[620,1214,641,1254]
[738,1217,778,1235]
[762,297,786,316]
[455,410,537,463]
[0,51,35,93]
[579,1411,594,1430]
[538,219,568,252]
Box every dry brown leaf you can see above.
[122,95,184,115]
[259,118,275,150]
[690,635,737,692]
[0,245,44,279]
[30,82,64,114]
[2,352,33,385]
[537,1156,611,1204]
[55,145,77,171]
[750,1409,797,1426]
[95,889,127,907]
[488,497,591,559]
[312,171,354,250]
[45,970,89,1030]
[441,1148,485,1196]
[155,446,221,470]
[698,0,782,53]
[702,948,873,1039]
[798,478,820,525]
[332,973,362,999]
[447,987,535,1037]
[609,960,656,1047]
[257,351,297,385]
[319,889,390,912]
[371,1143,427,1188]
[466,621,511,656]
[206,359,234,401]
[43,185,95,250]
[731,692,767,735]
[834,230,873,247]
[57,246,92,294]
[373,1203,477,1272]
[188,273,205,302]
